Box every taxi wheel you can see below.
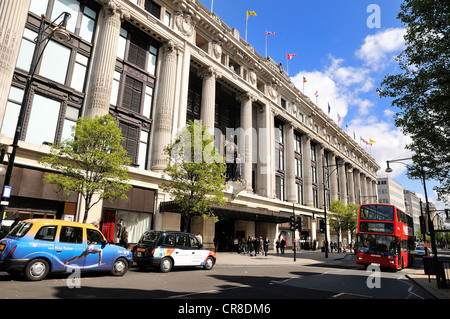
[203,257,214,270]
[111,258,129,276]
[160,257,173,273]
[25,258,49,281]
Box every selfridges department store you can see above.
[0,0,379,251]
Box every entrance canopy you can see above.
[160,201,292,224]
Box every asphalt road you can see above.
[0,256,433,300]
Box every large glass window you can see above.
[39,40,71,84]
[25,94,61,145]
[3,0,98,147]
[113,24,159,169]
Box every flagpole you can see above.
[211,0,213,12]
[245,15,248,42]
[265,33,267,58]
[286,54,289,74]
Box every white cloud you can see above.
[291,56,375,123]
[356,28,406,70]
[349,116,413,179]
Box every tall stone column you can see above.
[354,169,361,205]
[256,104,271,197]
[84,2,128,118]
[329,153,339,202]
[317,144,324,209]
[198,66,218,133]
[302,134,313,207]
[360,173,367,204]
[285,123,295,202]
[151,41,178,172]
[177,44,191,130]
[0,0,31,122]
[236,92,255,192]
[347,167,355,204]
[338,159,348,205]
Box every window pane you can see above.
[117,28,127,59]
[1,101,20,138]
[52,0,80,33]
[79,15,95,42]
[26,94,60,145]
[0,87,24,138]
[39,40,71,84]
[71,61,86,92]
[29,0,49,16]
[143,86,153,118]
[16,33,36,71]
[61,119,76,142]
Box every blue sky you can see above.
[198,0,448,210]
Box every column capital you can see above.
[99,0,130,20]
[197,65,221,80]
[236,91,256,104]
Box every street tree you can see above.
[39,115,131,223]
[328,200,347,251]
[378,0,450,197]
[160,120,227,232]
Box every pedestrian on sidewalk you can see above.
[280,238,286,254]
[264,236,270,256]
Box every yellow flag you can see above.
[369,139,376,143]
[247,11,257,19]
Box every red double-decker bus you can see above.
[356,203,415,270]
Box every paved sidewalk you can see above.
[215,250,450,299]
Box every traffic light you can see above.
[290,216,295,231]
[319,219,325,233]
[419,215,430,235]
[295,216,302,231]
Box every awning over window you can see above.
[160,201,292,224]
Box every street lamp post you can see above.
[385,158,441,286]
[0,13,71,227]
[322,160,352,258]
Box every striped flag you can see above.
[265,31,276,36]
[287,53,297,60]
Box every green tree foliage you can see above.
[39,115,131,223]
[328,200,359,248]
[160,121,227,232]
[378,0,450,197]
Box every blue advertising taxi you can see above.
[0,219,133,280]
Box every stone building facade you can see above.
[0,0,379,249]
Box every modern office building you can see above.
[404,190,421,235]
[377,177,406,211]
[0,0,379,249]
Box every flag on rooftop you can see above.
[287,53,297,60]
[247,10,257,19]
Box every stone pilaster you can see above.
[84,1,129,118]
[151,41,178,172]
[0,0,31,122]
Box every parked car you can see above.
[0,219,132,280]
[132,230,216,272]
[415,246,430,257]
